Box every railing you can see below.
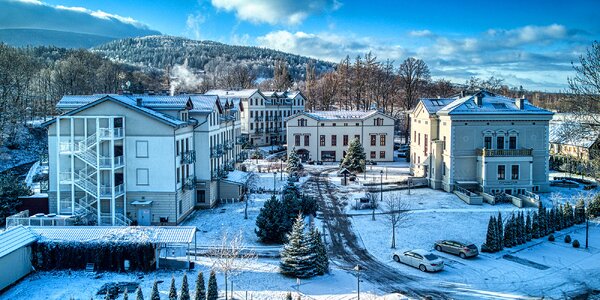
[224,142,233,150]
[254,116,264,121]
[59,142,75,153]
[181,150,196,164]
[78,133,97,150]
[255,128,264,133]
[99,212,130,226]
[523,190,540,201]
[236,136,247,145]
[184,176,196,190]
[99,127,124,139]
[99,155,124,168]
[476,148,533,157]
[59,172,73,183]
[99,184,124,197]
[454,185,474,196]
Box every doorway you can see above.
[137,208,151,225]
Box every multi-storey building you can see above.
[286,110,395,162]
[549,119,600,161]
[206,89,306,147]
[43,93,246,226]
[410,90,553,196]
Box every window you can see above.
[442,160,446,176]
[136,168,149,186]
[136,141,148,158]
[380,135,386,146]
[343,135,349,146]
[331,135,337,146]
[250,111,254,117]
[332,123,336,126]
[176,167,180,183]
[418,133,421,145]
[374,118,383,126]
[370,151,376,158]
[180,111,188,121]
[295,135,300,146]
[304,135,310,146]
[511,165,519,180]
[413,131,416,143]
[344,123,348,126]
[250,123,254,130]
[497,165,506,180]
[443,136,447,150]
[380,151,385,159]
[371,135,376,146]
[424,134,428,154]
[484,136,492,149]
[509,136,517,149]
[320,135,325,146]
[321,123,325,127]
[356,123,360,126]
[176,140,179,155]
[496,136,505,150]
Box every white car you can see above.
[392,249,444,272]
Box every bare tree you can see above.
[244,173,259,219]
[565,41,600,125]
[209,231,257,300]
[365,192,377,221]
[384,194,409,249]
[397,57,430,138]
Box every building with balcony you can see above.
[205,89,305,147]
[286,110,395,162]
[43,93,247,226]
[410,90,554,198]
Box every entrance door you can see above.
[137,208,151,225]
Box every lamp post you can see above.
[280,159,283,180]
[273,172,277,194]
[354,264,361,300]
[380,170,384,206]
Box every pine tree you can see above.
[564,202,574,227]
[194,271,206,300]
[123,288,129,300]
[169,276,177,300]
[548,208,555,233]
[151,281,160,300]
[206,271,218,300]
[504,218,513,248]
[136,287,144,300]
[532,211,540,239]
[255,195,287,243]
[526,212,532,241]
[105,291,110,300]
[286,149,303,174]
[309,226,329,274]
[281,184,302,233]
[485,216,498,252]
[538,204,547,236]
[340,138,366,173]
[285,292,293,300]
[497,212,504,250]
[180,272,190,300]
[280,214,318,278]
[575,199,586,224]
[588,195,600,218]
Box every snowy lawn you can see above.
[3,258,383,300]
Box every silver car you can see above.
[392,249,444,272]
[434,240,479,258]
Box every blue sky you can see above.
[7,0,600,91]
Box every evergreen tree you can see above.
[194,271,206,300]
[281,182,303,233]
[526,212,532,241]
[504,218,513,248]
[136,287,144,300]
[485,216,498,252]
[497,212,504,250]
[151,281,160,300]
[340,138,366,173]
[309,226,329,274]
[532,211,540,239]
[105,291,110,300]
[255,195,287,243]
[589,195,600,218]
[300,196,319,217]
[556,205,563,230]
[575,199,586,224]
[285,292,293,300]
[548,209,555,234]
[206,271,218,300]
[169,276,177,300]
[286,149,303,174]
[180,272,190,300]
[564,202,574,227]
[124,288,129,300]
[538,204,547,236]
[280,214,318,278]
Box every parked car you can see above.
[434,240,479,258]
[366,160,377,165]
[392,249,444,272]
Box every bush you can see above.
[573,240,580,248]
[548,234,555,242]
[480,244,491,253]
[564,235,572,243]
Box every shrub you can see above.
[564,235,572,243]
[573,240,581,248]
[548,234,555,242]
[480,244,491,253]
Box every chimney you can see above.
[474,95,482,107]
[516,95,525,110]
[136,98,143,106]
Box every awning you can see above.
[131,200,153,205]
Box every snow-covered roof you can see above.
[223,170,251,185]
[30,226,196,244]
[549,121,600,148]
[0,226,37,258]
[420,98,456,114]
[300,110,385,121]
[435,91,553,116]
[205,89,259,99]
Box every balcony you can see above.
[210,145,224,158]
[236,136,247,145]
[476,148,533,157]
[183,176,196,190]
[254,116,264,122]
[224,141,233,150]
[100,184,124,197]
[220,113,235,123]
[99,156,124,168]
[254,128,264,134]
[181,150,196,164]
[99,127,124,139]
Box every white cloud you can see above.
[210,0,340,25]
[409,30,433,37]
[186,13,206,40]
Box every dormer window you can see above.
[180,111,189,122]
[297,118,307,127]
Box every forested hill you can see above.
[92,35,335,80]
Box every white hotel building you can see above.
[410,90,553,199]
[286,110,395,162]
[43,93,248,226]
[206,89,306,147]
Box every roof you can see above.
[0,226,38,258]
[298,110,387,121]
[205,89,260,99]
[420,98,456,114]
[223,170,252,185]
[550,121,600,148]
[435,91,553,116]
[29,226,196,244]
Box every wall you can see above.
[0,246,32,291]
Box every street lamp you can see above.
[354,264,361,300]
[273,172,277,194]
[380,169,384,207]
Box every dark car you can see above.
[434,240,479,258]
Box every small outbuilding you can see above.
[0,226,38,291]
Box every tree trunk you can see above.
[391,224,396,249]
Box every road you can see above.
[303,168,451,299]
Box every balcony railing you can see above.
[254,116,264,121]
[255,128,264,133]
[99,127,124,139]
[181,150,196,164]
[210,146,223,158]
[100,184,124,197]
[99,156,124,168]
[224,142,233,150]
[183,176,196,190]
[236,136,247,145]
[476,148,533,157]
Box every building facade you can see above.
[44,93,246,226]
[206,89,305,147]
[549,119,600,161]
[286,110,395,162]
[410,91,553,196]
